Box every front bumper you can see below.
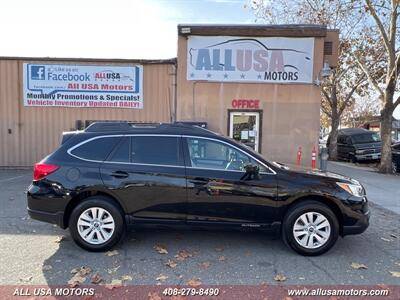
[355,153,381,160]
[342,209,370,235]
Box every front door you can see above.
[229,111,260,152]
[183,136,277,227]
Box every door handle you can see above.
[110,171,129,178]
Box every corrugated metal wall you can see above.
[0,58,176,166]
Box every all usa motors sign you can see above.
[23,63,143,108]
[187,36,314,83]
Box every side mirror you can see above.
[241,164,260,181]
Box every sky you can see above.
[0,0,255,59]
[0,0,399,118]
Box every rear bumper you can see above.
[342,209,370,236]
[27,208,65,228]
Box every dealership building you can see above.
[0,24,338,167]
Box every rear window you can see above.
[351,133,381,144]
[70,137,120,161]
[131,136,182,166]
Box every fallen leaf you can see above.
[187,278,202,287]
[218,256,226,261]
[389,271,400,277]
[165,260,177,268]
[148,292,162,300]
[80,266,92,275]
[110,279,123,285]
[298,277,305,280]
[380,237,391,242]
[154,244,168,254]
[107,266,120,274]
[19,276,33,283]
[70,268,79,274]
[395,262,400,267]
[121,275,133,281]
[389,233,398,239]
[175,250,192,261]
[105,250,119,257]
[54,236,65,243]
[42,265,52,271]
[91,273,102,284]
[274,274,287,282]
[156,274,168,282]
[199,261,211,269]
[351,262,368,270]
[68,273,86,287]
[215,247,224,252]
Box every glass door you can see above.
[229,112,260,152]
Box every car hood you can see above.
[272,162,358,184]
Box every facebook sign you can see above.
[30,65,45,80]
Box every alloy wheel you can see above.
[77,207,115,245]
[293,212,331,249]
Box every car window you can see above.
[351,133,381,143]
[186,137,267,172]
[131,136,182,166]
[70,137,120,161]
[107,137,130,163]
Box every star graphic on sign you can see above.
[190,73,195,77]
[223,73,228,79]
[240,73,245,79]
[257,74,263,79]
[206,73,212,78]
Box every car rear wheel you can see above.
[393,162,398,173]
[282,201,339,256]
[69,196,125,252]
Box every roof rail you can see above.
[85,121,163,132]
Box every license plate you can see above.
[372,155,379,159]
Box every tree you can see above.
[355,0,400,173]
[250,0,369,159]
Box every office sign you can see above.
[23,63,143,108]
[187,36,314,83]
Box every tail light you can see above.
[33,163,59,181]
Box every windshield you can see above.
[351,133,381,144]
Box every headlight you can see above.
[336,182,364,197]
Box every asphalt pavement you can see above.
[0,169,399,286]
[327,161,400,214]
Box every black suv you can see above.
[27,122,370,256]
[333,128,382,163]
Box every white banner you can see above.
[187,36,314,83]
[23,63,143,109]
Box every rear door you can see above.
[100,135,187,223]
[183,136,277,227]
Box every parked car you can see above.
[328,128,382,163]
[27,122,370,256]
[392,142,400,173]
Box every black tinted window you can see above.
[108,137,130,163]
[351,133,381,143]
[71,137,119,161]
[131,136,182,166]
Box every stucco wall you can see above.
[176,35,325,166]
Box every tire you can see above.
[69,196,125,252]
[350,155,357,163]
[393,162,398,174]
[282,201,339,256]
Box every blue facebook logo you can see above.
[30,65,45,80]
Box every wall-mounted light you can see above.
[314,62,332,86]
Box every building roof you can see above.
[0,56,177,65]
[178,24,328,37]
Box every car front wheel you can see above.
[282,201,339,256]
[69,196,125,252]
